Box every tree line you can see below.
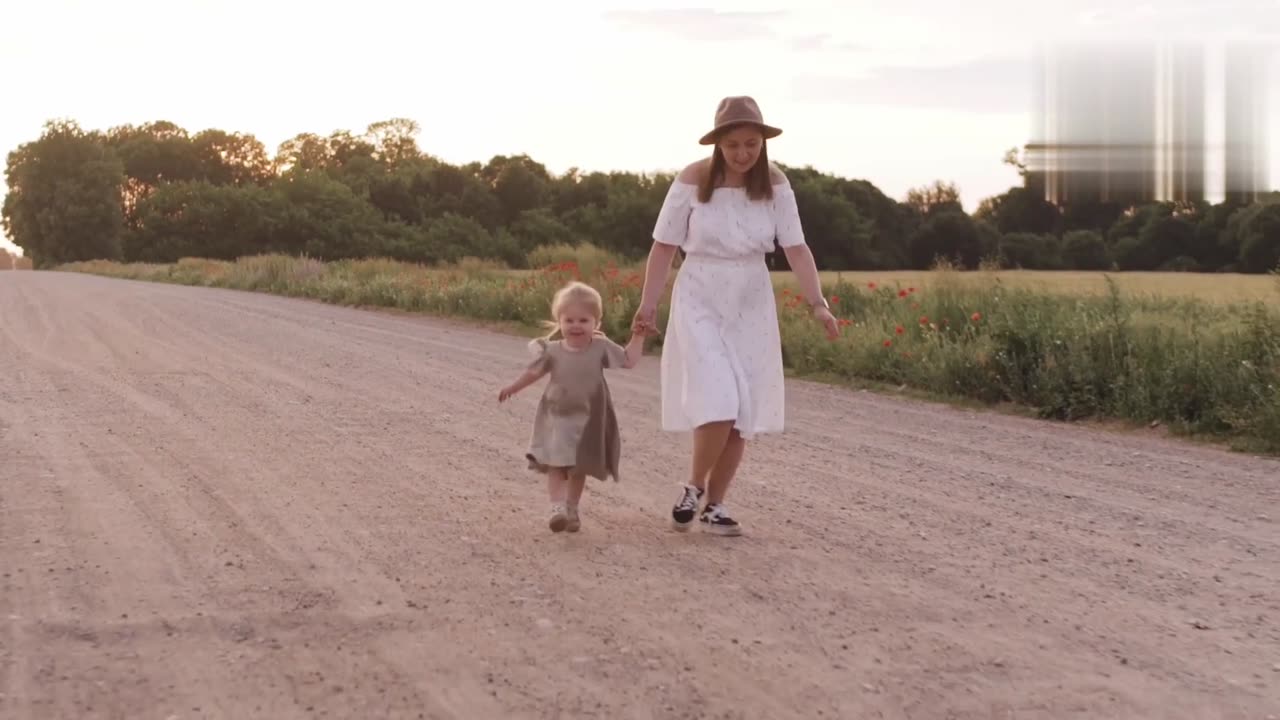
[4,118,1278,273]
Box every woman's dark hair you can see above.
[698,125,774,204]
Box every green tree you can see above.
[509,208,578,254]
[127,181,278,262]
[1061,230,1109,270]
[1193,201,1245,270]
[270,173,390,259]
[790,173,875,269]
[482,154,552,224]
[1056,200,1128,236]
[366,159,443,225]
[415,163,501,225]
[1226,201,1280,273]
[975,186,1061,235]
[276,133,333,173]
[905,179,963,218]
[107,121,205,228]
[827,173,915,268]
[422,212,502,265]
[551,168,611,217]
[365,118,422,168]
[1107,204,1174,271]
[1140,214,1200,270]
[998,232,1064,269]
[908,211,984,269]
[2,120,125,267]
[192,130,275,186]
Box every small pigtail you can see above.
[527,319,560,357]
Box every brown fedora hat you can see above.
[698,95,782,145]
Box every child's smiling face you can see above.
[558,302,598,343]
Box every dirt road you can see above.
[1,271,1277,719]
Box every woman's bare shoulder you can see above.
[676,158,711,184]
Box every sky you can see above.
[2,0,1278,256]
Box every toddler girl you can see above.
[499,281,644,532]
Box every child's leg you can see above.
[566,471,587,509]
[565,471,587,533]
[547,468,569,505]
[547,468,569,532]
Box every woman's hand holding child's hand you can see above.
[631,305,660,338]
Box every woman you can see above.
[632,95,839,537]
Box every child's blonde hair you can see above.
[531,281,605,349]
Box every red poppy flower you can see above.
[898,289,908,298]
[883,339,892,347]
[971,312,982,322]
[895,325,905,335]
[919,316,928,324]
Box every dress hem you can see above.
[525,453,619,482]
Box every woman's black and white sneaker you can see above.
[671,484,704,531]
[699,504,742,536]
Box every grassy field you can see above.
[792,270,1280,305]
[56,249,1280,454]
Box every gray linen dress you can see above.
[524,335,627,482]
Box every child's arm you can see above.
[501,339,554,401]
[599,333,644,370]
[622,333,645,369]
[499,366,547,402]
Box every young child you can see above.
[498,280,645,533]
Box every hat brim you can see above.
[698,122,783,146]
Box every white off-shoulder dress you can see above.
[651,177,807,440]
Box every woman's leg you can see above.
[698,428,745,535]
[672,420,734,530]
[705,429,745,506]
[689,420,735,489]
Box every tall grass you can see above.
[59,250,1280,454]
[788,268,1280,305]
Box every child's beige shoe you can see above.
[565,505,581,533]
[549,503,569,533]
